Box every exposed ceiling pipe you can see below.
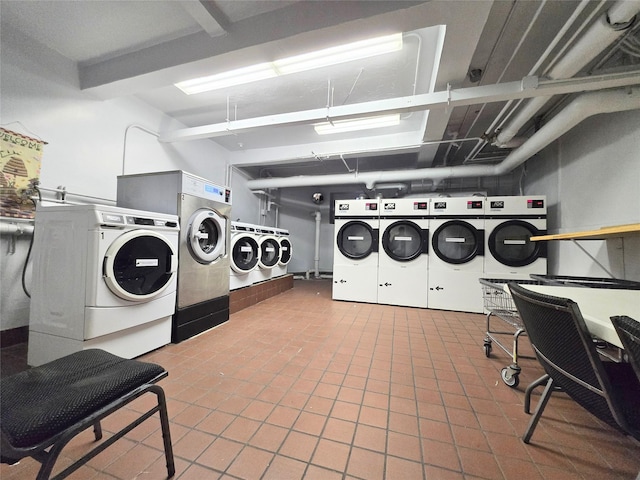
[495,1,639,147]
[247,87,639,190]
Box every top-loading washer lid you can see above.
[103,230,177,302]
[259,237,280,268]
[337,220,378,260]
[432,220,484,264]
[382,220,427,261]
[488,220,545,267]
[187,208,226,264]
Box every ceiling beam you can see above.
[180,1,227,37]
[160,70,640,142]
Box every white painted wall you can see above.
[525,109,640,281]
[0,26,243,332]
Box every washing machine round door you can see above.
[488,220,545,267]
[187,209,226,264]
[231,235,260,273]
[337,221,378,260]
[259,237,281,268]
[382,220,427,262]
[103,230,177,302]
[279,238,292,266]
[432,220,483,264]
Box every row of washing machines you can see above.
[332,195,547,313]
[229,222,292,290]
[28,170,233,366]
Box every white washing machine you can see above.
[332,198,380,303]
[229,221,260,290]
[378,198,429,308]
[272,227,292,278]
[117,170,231,343]
[28,204,179,366]
[484,196,547,280]
[254,226,281,283]
[428,196,486,313]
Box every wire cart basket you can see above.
[480,278,541,388]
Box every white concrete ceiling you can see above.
[2,0,638,191]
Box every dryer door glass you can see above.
[432,221,483,264]
[188,209,225,264]
[337,221,377,260]
[279,238,292,265]
[231,236,259,272]
[259,238,281,268]
[489,220,543,267]
[382,220,426,261]
[104,230,176,301]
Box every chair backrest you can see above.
[611,315,640,381]
[508,282,626,432]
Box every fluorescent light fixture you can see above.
[175,33,403,94]
[314,114,400,135]
[175,63,276,95]
[273,33,403,75]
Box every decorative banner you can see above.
[0,128,46,219]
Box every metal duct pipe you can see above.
[495,1,639,146]
[313,211,321,278]
[0,222,34,235]
[247,88,639,190]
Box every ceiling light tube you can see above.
[274,33,403,75]
[314,114,400,135]
[175,63,277,95]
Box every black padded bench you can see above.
[1,349,175,479]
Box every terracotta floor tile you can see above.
[220,416,261,443]
[322,417,356,444]
[279,431,319,462]
[331,400,361,422]
[385,456,424,479]
[262,455,308,480]
[304,464,344,480]
[358,405,388,429]
[293,410,327,436]
[347,447,386,479]
[248,423,288,452]
[422,438,461,471]
[173,428,216,461]
[266,405,300,429]
[457,445,504,479]
[311,438,350,472]
[227,446,273,479]
[386,431,422,462]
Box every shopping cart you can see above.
[480,278,541,388]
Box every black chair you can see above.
[1,349,175,479]
[611,315,640,381]
[508,283,640,444]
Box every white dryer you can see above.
[272,227,292,278]
[428,196,485,313]
[484,196,547,279]
[229,221,260,290]
[332,198,380,303]
[117,170,231,343]
[28,204,179,366]
[255,227,281,283]
[378,198,429,308]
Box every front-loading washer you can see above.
[332,198,380,303]
[117,170,231,342]
[428,196,485,313]
[272,227,292,278]
[229,221,260,290]
[254,227,281,283]
[28,204,179,366]
[378,198,429,308]
[484,196,547,280]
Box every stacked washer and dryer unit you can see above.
[28,204,180,366]
[117,171,232,343]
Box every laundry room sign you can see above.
[0,127,45,219]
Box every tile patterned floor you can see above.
[2,278,639,479]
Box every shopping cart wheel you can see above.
[501,366,520,388]
[483,339,492,357]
